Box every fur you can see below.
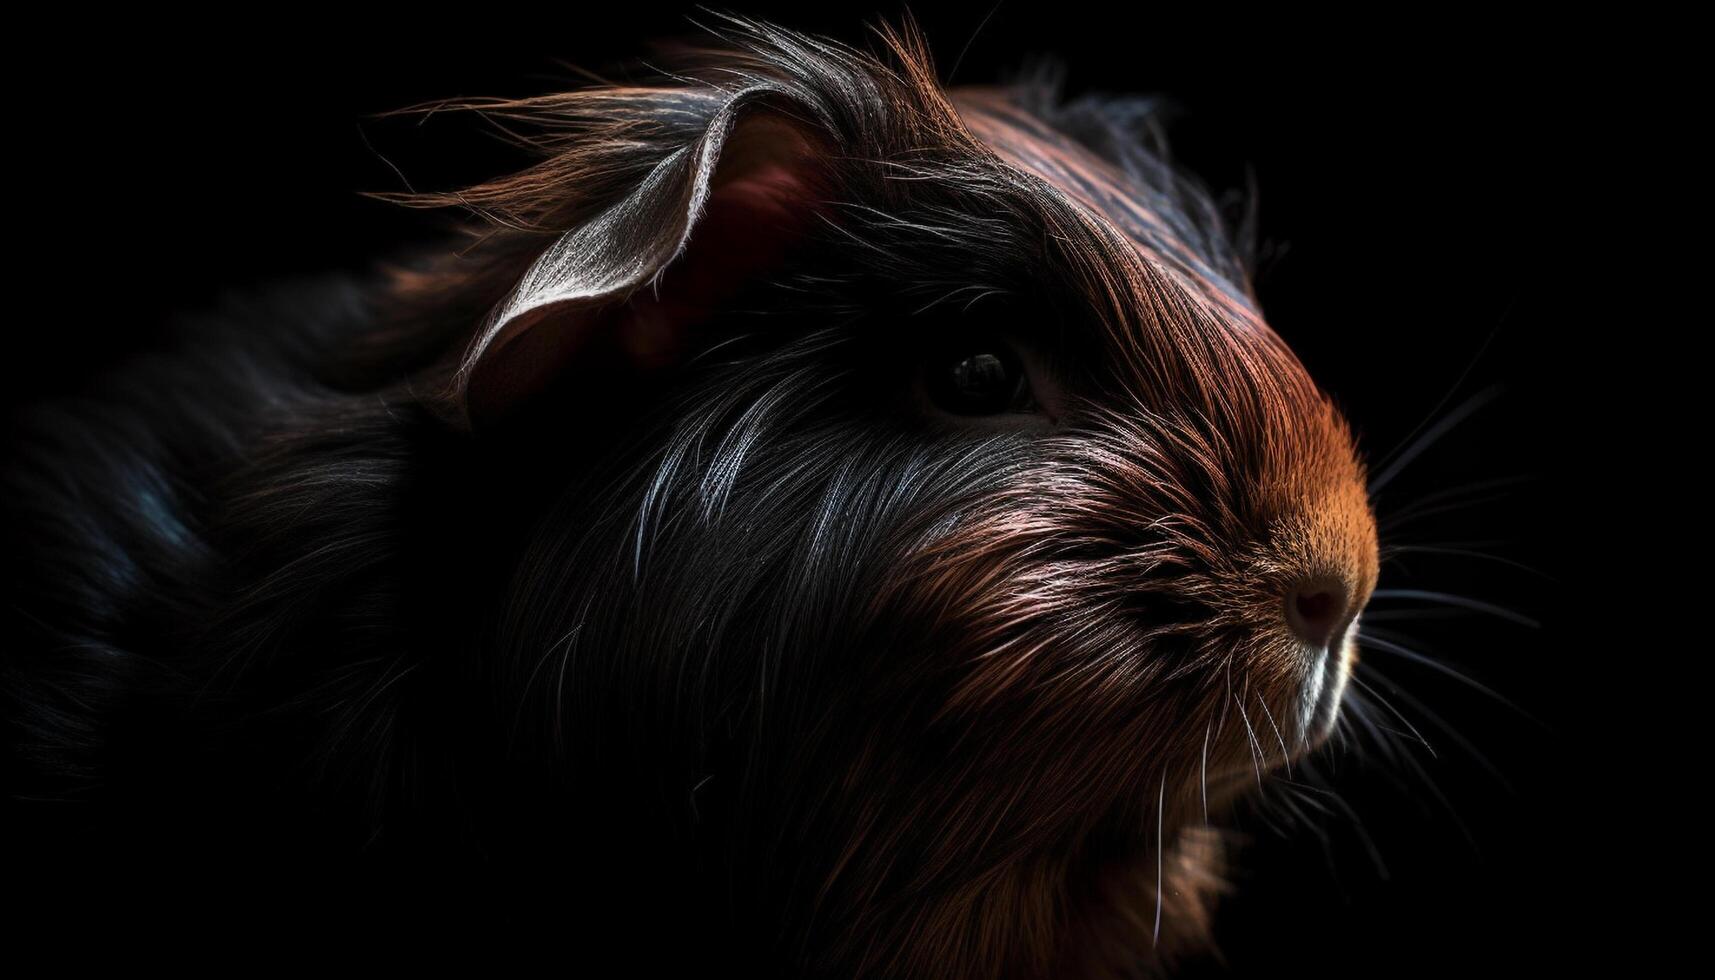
[3,17,1377,978]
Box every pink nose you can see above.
[1285,579,1351,648]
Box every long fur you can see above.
[2,17,1377,978]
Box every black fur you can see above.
[4,20,1324,975]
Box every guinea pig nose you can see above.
[1284,578,1351,649]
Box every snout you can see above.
[1283,575,1358,651]
[1254,486,1379,748]
[1261,567,1370,752]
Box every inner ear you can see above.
[459,113,826,427]
[624,119,819,371]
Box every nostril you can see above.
[1285,580,1349,648]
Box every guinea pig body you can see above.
[2,20,1376,978]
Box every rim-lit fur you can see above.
[2,16,1378,979]
[382,18,1379,975]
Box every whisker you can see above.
[1153,775,1165,946]
[1368,589,1541,629]
[1370,310,1507,479]
[1201,720,1211,824]
[1369,385,1503,495]
[1348,676,1436,758]
[1380,544,1550,579]
[1348,691,1477,847]
[1358,608,1476,623]
[1340,693,1408,765]
[1377,480,1531,535]
[1272,786,1332,854]
[1383,477,1528,513]
[1255,692,1293,777]
[1378,496,1518,534]
[1388,731,1479,850]
[1350,671,1490,851]
[1354,662,1516,791]
[1273,778,1337,817]
[1233,692,1266,790]
[1358,630,1539,723]
[1295,759,1390,879]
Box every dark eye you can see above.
[923,344,1038,416]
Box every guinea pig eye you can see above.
[923,344,1039,417]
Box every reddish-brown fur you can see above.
[375,19,1379,978]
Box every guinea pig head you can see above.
[409,20,1379,978]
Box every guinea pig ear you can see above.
[456,111,825,427]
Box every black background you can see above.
[13,4,1638,975]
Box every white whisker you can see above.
[1369,385,1502,494]
[1200,721,1211,823]
[1369,588,1540,629]
[1153,775,1165,945]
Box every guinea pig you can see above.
[1,17,1377,978]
